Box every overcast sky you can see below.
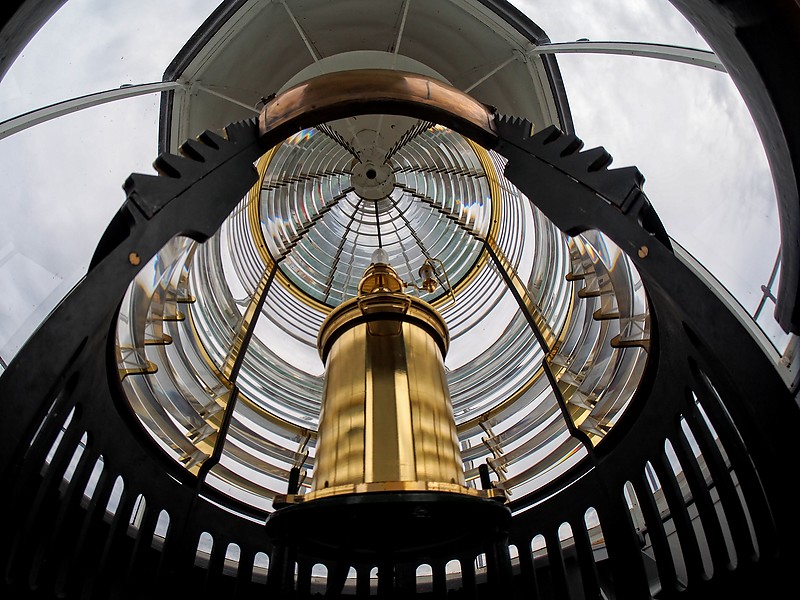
[0,0,788,365]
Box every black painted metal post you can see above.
[266,542,295,598]
[377,561,394,598]
[486,535,513,597]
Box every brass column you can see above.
[308,261,477,500]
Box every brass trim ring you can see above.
[259,69,499,149]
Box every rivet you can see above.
[128,252,141,266]
[637,246,649,259]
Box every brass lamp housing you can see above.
[274,263,501,505]
[312,288,464,497]
[307,264,482,499]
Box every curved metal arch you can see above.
[529,41,725,72]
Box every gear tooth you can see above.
[558,134,584,157]
[153,153,201,179]
[498,114,667,243]
[582,147,613,172]
[123,172,160,196]
[610,165,645,190]
[124,172,186,218]
[224,118,259,143]
[178,139,209,162]
[197,130,225,149]
[519,118,534,139]
[539,125,563,144]
[496,114,536,141]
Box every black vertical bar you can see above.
[205,537,227,590]
[432,560,447,597]
[83,486,137,598]
[544,530,571,600]
[295,559,312,597]
[515,537,539,599]
[682,407,755,563]
[53,466,112,596]
[287,466,301,495]
[232,546,253,599]
[671,425,731,572]
[689,378,773,559]
[266,543,294,598]
[377,561,394,598]
[8,420,86,581]
[121,503,160,598]
[29,443,98,590]
[396,562,416,595]
[479,463,493,490]
[356,564,371,596]
[597,495,652,600]
[487,537,513,596]
[653,452,705,585]
[572,520,602,600]
[632,474,678,592]
[460,555,477,600]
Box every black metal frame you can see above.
[1,95,797,597]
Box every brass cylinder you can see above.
[310,286,467,499]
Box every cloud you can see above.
[508,0,710,48]
[0,0,220,119]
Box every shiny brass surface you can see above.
[357,263,405,295]
[312,277,473,496]
[259,69,498,149]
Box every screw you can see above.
[637,246,649,259]
[128,252,141,266]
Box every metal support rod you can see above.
[754,249,782,320]
[0,80,185,140]
[222,263,279,382]
[392,0,411,65]
[196,386,241,483]
[280,0,321,62]
[195,84,261,114]
[388,213,416,283]
[478,463,493,490]
[317,122,362,162]
[542,358,597,457]
[463,54,517,93]
[529,40,726,72]
[287,466,301,495]
[484,236,557,354]
[375,200,383,248]
[200,263,279,480]
[482,238,592,448]
[387,194,434,262]
[323,196,364,301]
